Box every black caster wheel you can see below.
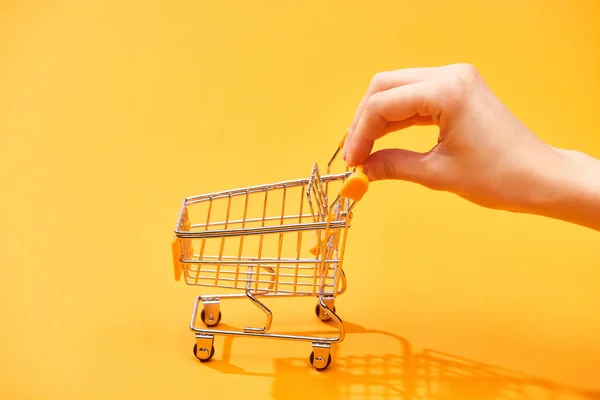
[315,303,336,321]
[201,309,222,327]
[193,343,215,362]
[309,351,332,371]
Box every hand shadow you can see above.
[196,321,600,400]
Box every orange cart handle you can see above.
[337,132,369,202]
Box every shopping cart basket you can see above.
[171,133,369,370]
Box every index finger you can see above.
[344,67,439,160]
[345,80,443,167]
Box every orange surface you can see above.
[1,1,599,399]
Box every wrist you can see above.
[526,148,600,231]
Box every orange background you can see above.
[1,1,599,399]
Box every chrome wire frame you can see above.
[173,147,358,364]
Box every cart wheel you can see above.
[200,309,222,327]
[315,303,336,322]
[193,343,215,362]
[309,351,332,371]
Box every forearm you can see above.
[528,149,600,231]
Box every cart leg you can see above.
[243,291,273,333]
[193,334,215,362]
[315,297,336,322]
[310,342,332,370]
[201,298,221,327]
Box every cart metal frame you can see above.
[171,135,368,369]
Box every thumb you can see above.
[363,148,440,187]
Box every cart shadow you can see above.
[198,321,600,400]
[269,321,415,400]
[414,348,600,400]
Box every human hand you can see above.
[343,63,600,230]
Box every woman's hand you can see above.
[343,63,600,231]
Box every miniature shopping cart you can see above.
[171,133,369,370]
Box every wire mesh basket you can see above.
[171,133,369,369]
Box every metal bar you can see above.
[309,167,327,220]
[194,198,213,286]
[325,146,342,196]
[324,203,344,294]
[215,194,232,286]
[175,198,187,231]
[189,282,338,292]
[234,191,249,290]
[335,210,352,294]
[188,273,336,284]
[191,277,337,288]
[176,220,348,239]
[193,328,341,344]
[243,286,273,333]
[294,183,305,295]
[189,281,337,290]
[190,295,344,343]
[198,292,341,300]
[327,147,341,174]
[274,186,287,293]
[188,270,337,281]
[313,166,328,217]
[255,190,268,292]
[185,173,348,204]
[190,213,315,228]
[306,180,318,223]
[317,198,335,295]
[187,271,342,292]
[311,183,325,220]
[188,285,339,295]
[183,257,340,265]
[187,272,330,283]
[311,189,329,296]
